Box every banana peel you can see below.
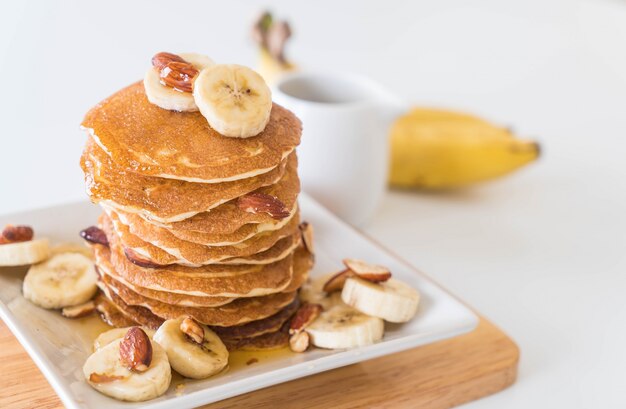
[389,108,540,189]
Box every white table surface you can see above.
[1,0,626,407]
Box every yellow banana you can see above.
[389,108,540,189]
[257,48,297,86]
[251,12,297,85]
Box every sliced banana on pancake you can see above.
[23,252,98,309]
[154,316,228,379]
[341,277,420,323]
[193,64,272,138]
[84,327,171,402]
[306,304,384,349]
[0,238,49,266]
[144,52,214,112]
[93,327,156,351]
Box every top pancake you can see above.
[81,82,302,183]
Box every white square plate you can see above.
[0,194,478,409]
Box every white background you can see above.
[1,0,626,407]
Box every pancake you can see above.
[156,155,301,232]
[105,210,301,266]
[96,232,295,297]
[94,291,137,327]
[81,82,302,183]
[96,282,292,349]
[96,284,164,330]
[81,137,289,223]
[163,203,299,246]
[96,243,312,309]
[211,298,299,340]
[222,321,290,351]
[105,208,299,266]
[98,270,298,326]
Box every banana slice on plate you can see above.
[341,277,420,323]
[144,52,215,112]
[154,316,228,379]
[193,64,272,138]
[299,274,386,349]
[84,328,171,402]
[50,243,93,259]
[94,327,156,351]
[0,239,49,266]
[23,252,98,309]
[306,304,384,349]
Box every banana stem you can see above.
[251,10,292,65]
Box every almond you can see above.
[61,300,96,319]
[299,222,314,255]
[123,247,164,269]
[343,259,392,282]
[152,52,187,70]
[119,327,152,372]
[322,269,354,293]
[289,303,323,334]
[237,193,290,220]
[180,316,205,345]
[289,331,310,353]
[152,52,198,93]
[89,373,125,383]
[80,226,108,246]
[0,224,33,244]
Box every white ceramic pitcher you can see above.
[273,72,406,226]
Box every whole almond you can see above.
[289,303,323,334]
[119,327,152,372]
[0,224,33,244]
[159,61,199,93]
[80,226,108,246]
[152,52,187,70]
[151,52,199,93]
[123,247,164,269]
[237,193,290,220]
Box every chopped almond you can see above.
[343,259,391,283]
[289,331,310,353]
[322,269,354,293]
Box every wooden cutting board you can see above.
[0,317,518,409]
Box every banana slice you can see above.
[94,327,156,351]
[23,252,97,309]
[0,239,49,266]
[306,304,384,349]
[341,277,420,323]
[51,243,93,259]
[144,52,215,112]
[193,64,272,138]
[153,317,228,379]
[83,336,171,402]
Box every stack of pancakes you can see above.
[80,82,310,350]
